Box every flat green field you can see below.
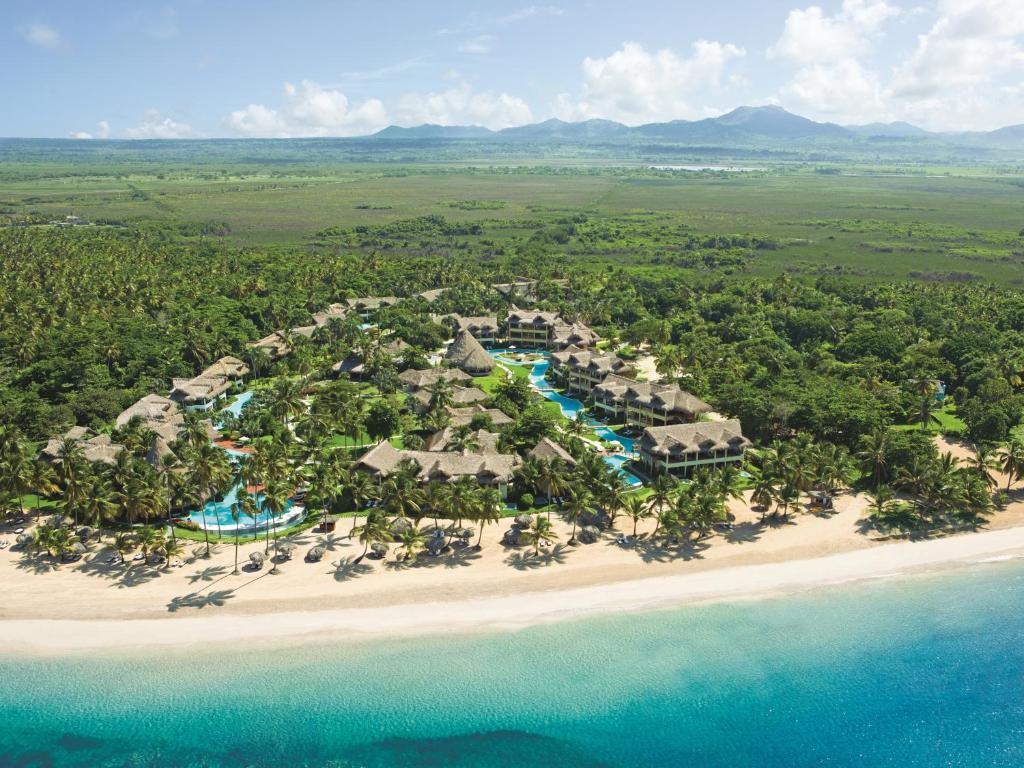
[3,162,1024,283]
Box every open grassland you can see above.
[2,163,1024,283]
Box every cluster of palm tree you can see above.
[620,467,741,544]
[748,436,853,520]
[350,469,504,562]
[27,522,184,568]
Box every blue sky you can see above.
[4,0,1024,137]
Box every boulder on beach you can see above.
[389,517,412,536]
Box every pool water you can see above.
[221,390,253,419]
[187,480,305,533]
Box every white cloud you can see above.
[225,79,532,136]
[395,81,533,128]
[497,6,565,24]
[458,35,495,54]
[891,0,1024,98]
[554,41,745,124]
[17,22,63,50]
[124,110,197,139]
[70,120,112,140]
[226,81,388,138]
[769,0,900,64]
[781,59,889,123]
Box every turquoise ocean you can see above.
[1,560,1022,767]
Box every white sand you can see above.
[2,519,1022,655]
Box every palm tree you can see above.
[647,474,675,525]
[230,486,258,575]
[53,438,88,526]
[965,444,999,489]
[188,442,232,556]
[268,377,305,426]
[137,526,165,564]
[623,495,651,538]
[856,429,891,491]
[562,486,592,545]
[535,457,570,514]
[113,531,134,564]
[347,471,378,534]
[161,537,185,570]
[28,459,58,520]
[397,525,427,564]
[525,514,558,556]
[997,440,1024,491]
[80,475,115,529]
[353,509,391,563]
[262,478,292,573]
[474,487,502,550]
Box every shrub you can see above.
[519,493,535,510]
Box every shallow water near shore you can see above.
[1,560,1022,767]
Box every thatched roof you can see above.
[639,419,750,457]
[528,437,576,466]
[289,325,317,338]
[356,442,518,484]
[412,385,487,411]
[559,350,628,378]
[418,288,447,303]
[116,394,181,429]
[551,322,600,349]
[345,296,399,311]
[311,303,349,326]
[453,315,501,336]
[446,405,514,427]
[249,331,291,360]
[169,374,233,405]
[625,382,712,419]
[445,330,495,374]
[506,309,562,326]
[202,356,249,380]
[424,428,501,453]
[399,367,472,390]
[40,428,124,466]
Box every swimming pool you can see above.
[187,480,305,533]
[221,390,253,419]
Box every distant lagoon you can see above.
[1,559,1022,767]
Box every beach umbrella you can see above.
[278,542,296,560]
[249,551,265,569]
[370,542,388,558]
[579,525,601,544]
[389,517,412,536]
[77,526,94,542]
[306,546,324,563]
[514,513,532,528]
[16,532,34,549]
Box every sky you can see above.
[3,0,1024,138]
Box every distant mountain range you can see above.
[368,105,1024,149]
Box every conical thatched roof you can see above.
[445,330,495,374]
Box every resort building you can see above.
[424,427,501,453]
[411,385,488,413]
[446,405,514,428]
[345,296,400,320]
[505,309,562,348]
[333,339,411,381]
[39,427,124,467]
[504,309,600,350]
[116,394,185,444]
[550,347,631,394]
[249,331,292,361]
[528,437,577,466]
[398,367,472,393]
[623,382,712,426]
[445,330,497,376]
[451,315,502,345]
[418,288,448,303]
[637,419,750,478]
[169,356,249,411]
[550,322,600,349]
[355,440,518,498]
[590,377,711,426]
[311,303,350,327]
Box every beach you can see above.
[4,479,1024,654]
